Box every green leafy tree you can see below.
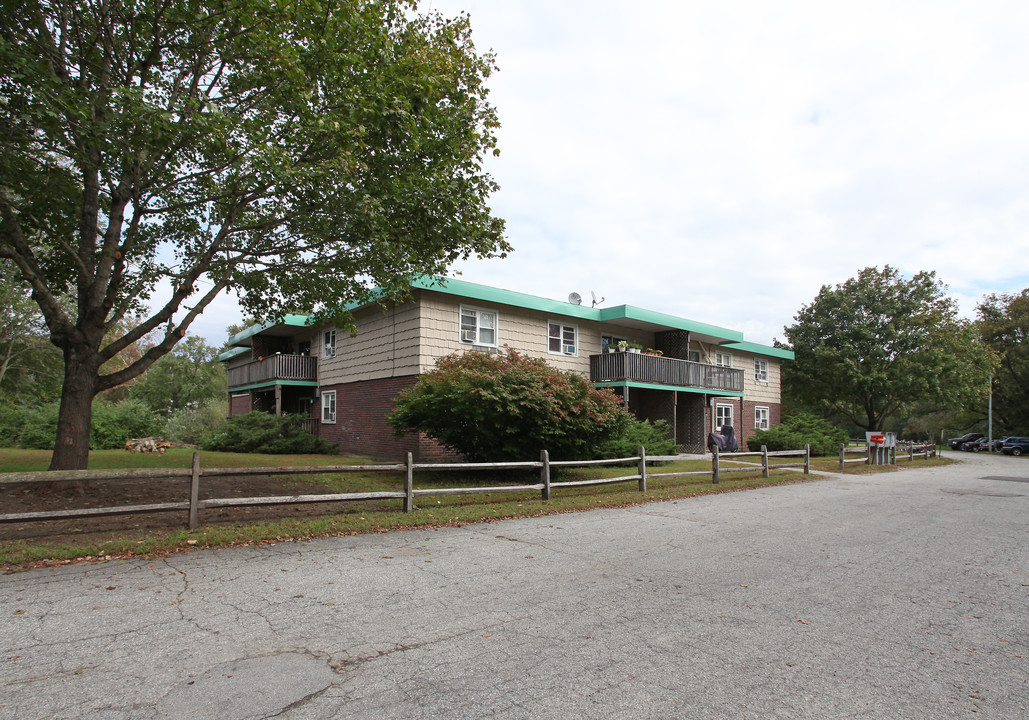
[977,289,1029,434]
[130,335,226,414]
[388,348,630,461]
[0,0,508,470]
[0,263,63,404]
[781,266,995,431]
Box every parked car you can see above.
[961,437,1006,452]
[1001,437,1029,456]
[947,432,983,450]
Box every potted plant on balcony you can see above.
[628,342,643,353]
[616,340,628,353]
[644,348,663,356]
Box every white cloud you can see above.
[434,0,1029,344]
[169,0,1029,346]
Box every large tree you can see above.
[781,266,995,431]
[129,334,225,414]
[977,289,1029,434]
[0,0,508,469]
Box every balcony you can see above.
[227,354,317,388]
[590,352,744,393]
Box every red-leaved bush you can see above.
[388,348,629,461]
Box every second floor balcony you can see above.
[227,353,317,389]
[590,352,744,393]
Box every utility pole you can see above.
[988,376,994,451]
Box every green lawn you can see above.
[0,448,951,569]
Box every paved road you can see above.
[3,453,1028,720]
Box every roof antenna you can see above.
[591,290,605,308]
[568,292,582,305]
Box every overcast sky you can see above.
[192,0,1029,347]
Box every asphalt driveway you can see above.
[3,452,1028,719]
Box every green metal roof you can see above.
[722,341,794,361]
[219,275,787,360]
[217,346,250,362]
[225,314,313,348]
[594,380,744,398]
[411,276,749,344]
[226,379,319,392]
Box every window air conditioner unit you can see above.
[462,330,477,343]
[564,345,576,355]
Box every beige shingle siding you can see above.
[224,353,253,370]
[318,301,422,384]
[416,292,650,377]
[743,355,781,403]
[314,289,783,402]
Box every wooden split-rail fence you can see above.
[0,445,813,531]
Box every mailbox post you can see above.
[866,431,896,465]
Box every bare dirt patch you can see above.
[0,473,370,547]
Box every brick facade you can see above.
[705,397,782,451]
[316,375,459,462]
[229,393,251,416]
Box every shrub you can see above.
[163,399,228,445]
[90,399,164,449]
[0,402,31,447]
[388,348,629,461]
[8,398,174,450]
[747,413,848,456]
[597,418,676,459]
[202,412,336,454]
[17,403,60,449]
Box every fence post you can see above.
[712,444,720,484]
[638,446,647,492]
[188,452,200,530]
[909,443,914,462]
[761,445,769,478]
[839,443,845,473]
[404,452,414,513]
[804,444,811,474]
[541,449,551,501]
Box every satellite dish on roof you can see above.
[568,292,582,305]
[591,290,605,308]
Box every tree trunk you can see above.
[49,356,100,471]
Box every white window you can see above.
[601,335,627,352]
[548,321,578,355]
[460,306,497,346]
[715,403,734,431]
[321,390,336,423]
[755,406,769,430]
[715,351,733,368]
[754,358,768,382]
[322,329,336,358]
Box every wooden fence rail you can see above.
[840,444,869,471]
[0,445,816,531]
